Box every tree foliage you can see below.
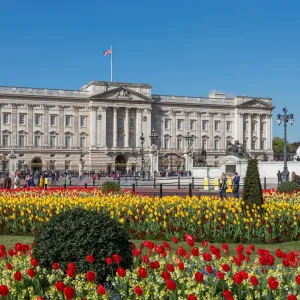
[272,137,285,153]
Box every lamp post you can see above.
[149,129,158,145]
[140,133,145,180]
[184,131,195,147]
[277,107,294,182]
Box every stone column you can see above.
[136,108,142,147]
[146,108,152,148]
[27,104,34,146]
[8,152,17,177]
[171,110,176,149]
[248,113,252,150]
[222,113,226,149]
[43,105,49,146]
[124,107,129,147]
[196,112,201,148]
[90,106,97,148]
[239,113,244,145]
[209,113,213,149]
[58,105,64,147]
[113,107,118,148]
[11,104,17,146]
[234,108,239,141]
[266,114,272,150]
[73,106,79,147]
[101,106,107,147]
[257,114,261,150]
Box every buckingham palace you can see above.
[0,80,274,173]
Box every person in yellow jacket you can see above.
[39,175,44,188]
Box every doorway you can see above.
[115,155,126,173]
[31,157,42,172]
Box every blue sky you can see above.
[0,0,299,141]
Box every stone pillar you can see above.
[27,104,33,146]
[113,107,118,148]
[136,108,142,147]
[221,113,226,149]
[58,105,64,147]
[171,110,176,149]
[257,114,261,150]
[73,107,79,147]
[239,113,244,145]
[209,113,213,149]
[149,145,159,175]
[90,106,97,148]
[234,108,239,141]
[101,106,107,147]
[8,152,17,177]
[11,104,17,146]
[43,105,49,146]
[196,112,201,148]
[266,114,272,150]
[124,107,129,147]
[145,108,152,148]
[184,148,193,171]
[248,113,252,150]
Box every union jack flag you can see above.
[103,48,112,56]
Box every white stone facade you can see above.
[0,80,274,172]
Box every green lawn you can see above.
[1,235,300,258]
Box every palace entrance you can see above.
[160,153,184,173]
[115,155,126,173]
[31,157,43,172]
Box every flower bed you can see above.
[0,236,299,299]
[0,188,300,243]
[264,189,300,205]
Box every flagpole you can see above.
[110,46,113,82]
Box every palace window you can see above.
[65,116,71,126]
[202,139,207,149]
[50,135,56,147]
[35,115,41,126]
[50,115,56,126]
[261,139,265,150]
[117,117,123,128]
[164,138,169,149]
[65,136,71,148]
[151,119,156,129]
[164,119,170,130]
[19,114,25,125]
[190,120,196,130]
[202,121,208,130]
[253,122,257,132]
[177,138,182,149]
[215,121,220,131]
[129,118,134,128]
[214,139,220,150]
[177,120,183,130]
[129,136,135,148]
[243,122,248,131]
[252,139,256,149]
[261,122,265,132]
[80,116,86,127]
[34,135,41,147]
[226,122,232,131]
[3,113,9,124]
[106,135,111,147]
[80,136,86,148]
[19,135,25,147]
[2,135,9,146]
[106,117,111,128]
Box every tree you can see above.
[272,137,285,153]
[243,159,263,207]
[288,141,300,153]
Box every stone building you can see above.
[0,80,274,173]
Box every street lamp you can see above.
[184,131,195,147]
[140,133,145,180]
[277,107,294,182]
[149,129,158,145]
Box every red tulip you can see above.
[117,267,126,277]
[221,263,230,272]
[64,286,75,299]
[240,270,248,280]
[105,257,113,265]
[188,295,197,300]
[222,243,229,252]
[6,263,13,270]
[296,275,300,284]
[52,262,60,270]
[268,277,279,290]
[97,284,106,295]
[216,271,224,280]
[86,254,95,263]
[177,262,184,270]
[288,294,297,300]
[138,267,147,278]
[167,263,175,272]
[0,285,9,297]
[134,286,143,296]
[206,265,213,274]
[55,281,65,292]
[172,237,178,244]
[86,271,96,282]
[142,255,149,264]
[194,271,204,282]
[177,246,186,257]
[68,262,76,273]
[112,254,122,263]
[233,273,243,284]
[162,271,171,280]
[203,252,212,262]
[202,241,208,247]
[250,275,259,286]
[66,269,75,278]
[249,244,255,251]
[165,279,176,291]
[191,247,199,257]
[14,271,22,281]
[27,268,35,278]
[223,290,232,299]
[31,258,38,267]
[282,259,290,267]
[275,249,282,258]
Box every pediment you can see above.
[237,98,274,109]
[79,131,89,136]
[226,135,234,139]
[163,134,172,138]
[202,135,210,139]
[214,135,222,139]
[64,131,74,135]
[2,129,12,134]
[49,131,59,135]
[33,130,43,135]
[18,130,28,134]
[90,86,152,102]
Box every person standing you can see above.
[233,172,240,199]
[14,173,21,189]
[4,173,11,189]
[220,173,227,200]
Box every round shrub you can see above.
[32,208,133,282]
[277,181,300,193]
[101,181,121,193]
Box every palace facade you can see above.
[0,80,274,172]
